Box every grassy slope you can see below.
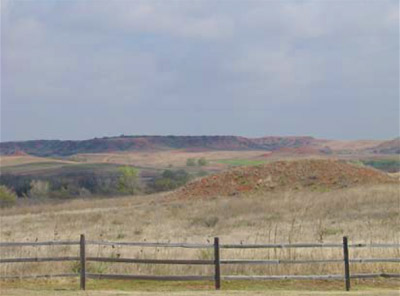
[2,185,398,241]
[0,156,75,167]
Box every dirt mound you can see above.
[177,159,397,198]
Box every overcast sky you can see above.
[1,0,399,141]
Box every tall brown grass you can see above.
[0,185,399,277]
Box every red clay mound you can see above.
[177,159,397,198]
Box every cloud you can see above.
[1,0,398,141]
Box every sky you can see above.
[1,0,399,142]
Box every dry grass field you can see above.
[321,140,384,151]
[1,184,399,282]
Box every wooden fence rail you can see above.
[0,235,399,291]
[1,241,398,248]
[1,257,399,265]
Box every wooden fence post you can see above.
[214,237,221,290]
[343,236,350,291]
[80,234,86,290]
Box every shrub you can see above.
[186,158,196,166]
[191,216,219,228]
[0,185,17,208]
[198,158,207,166]
[28,180,50,199]
[150,169,191,192]
[0,174,31,196]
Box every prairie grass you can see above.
[0,185,399,279]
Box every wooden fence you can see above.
[0,235,399,291]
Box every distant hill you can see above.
[0,135,319,157]
[367,138,400,154]
[1,135,398,157]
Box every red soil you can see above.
[176,159,397,199]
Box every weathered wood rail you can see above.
[0,235,399,291]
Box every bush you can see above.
[186,158,196,166]
[196,170,208,177]
[0,174,31,196]
[150,169,191,192]
[198,158,207,166]
[0,185,17,208]
[28,180,50,199]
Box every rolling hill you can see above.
[367,137,400,154]
[0,136,320,156]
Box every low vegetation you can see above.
[0,185,17,208]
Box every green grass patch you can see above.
[361,159,400,173]
[216,159,267,166]
[0,162,130,176]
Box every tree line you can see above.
[0,166,203,208]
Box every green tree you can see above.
[186,158,196,166]
[0,185,17,208]
[118,166,141,195]
[198,157,207,166]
